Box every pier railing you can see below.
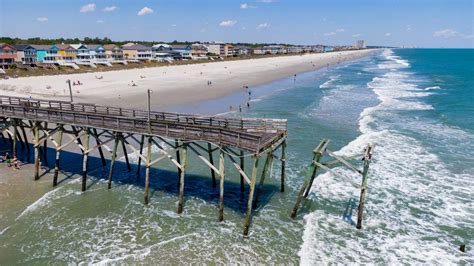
[0,95,287,153]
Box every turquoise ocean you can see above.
[0,49,472,264]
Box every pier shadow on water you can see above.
[3,142,278,215]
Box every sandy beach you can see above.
[0,50,374,109]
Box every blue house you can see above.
[32,44,60,62]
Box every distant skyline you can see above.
[0,0,473,48]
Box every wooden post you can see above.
[12,121,17,156]
[81,129,90,192]
[42,122,48,164]
[243,155,260,237]
[356,145,372,229]
[177,143,188,214]
[175,140,182,177]
[240,149,245,193]
[303,140,328,198]
[280,139,287,192]
[53,127,63,187]
[108,134,119,189]
[208,143,217,188]
[218,148,225,221]
[121,135,131,172]
[253,148,273,209]
[34,123,40,180]
[144,136,152,205]
[93,128,106,167]
[136,135,145,177]
[290,181,308,219]
[20,125,30,162]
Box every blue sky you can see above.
[0,0,473,47]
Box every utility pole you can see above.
[66,79,73,103]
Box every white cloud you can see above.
[240,3,257,9]
[433,28,462,38]
[336,28,345,32]
[324,32,336,36]
[256,22,270,29]
[37,17,48,22]
[385,32,392,37]
[97,20,104,23]
[80,3,96,13]
[258,0,276,3]
[137,7,154,16]
[406,25,412,31]
[171,24,177,27]
[219,20,237,27]
[352,33,362,37]
[102,6,117,12]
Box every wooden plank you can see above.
[243,156,260,237]
[177,143,187,214]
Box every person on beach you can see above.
[247,102,250,108]
[11,155,20,169]
[1,152,10,163]
[239,105,242,112]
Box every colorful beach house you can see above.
[57,44,77,62]
[12,44,37,64]
[31,44,60,63]
[104,44,124,60]
[0,43,17,69]
[71,44,92,61]
[122,44,152,61]
[87,44,107,61]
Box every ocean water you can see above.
[0,49,472,264]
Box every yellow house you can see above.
[57,44,77,62]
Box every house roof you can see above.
[172,44,192,50]
[30,44,55,50]
[87,44,104,50]
[0,43,16,51]
[70,44,88,50]
[12,44,35,51]
[56,44,75,50]
[103,44,121,50]
[122,44,151,50]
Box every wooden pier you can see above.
[0,95,288,237]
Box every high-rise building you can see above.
[355,40,366,49]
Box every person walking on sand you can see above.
[1,152,10,163]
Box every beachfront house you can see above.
[12,44,37,64]
[0,43,17,69]
[32,44,60,63]
[152,44,181,61]
[103,44,124,60]
[87,44,107,61]
[323,46,334,52]
[205,43,233,57]
[57,44,77,62]
[171,44,192,60]
[232,46,250,56]
[122,44,153,61]
[71,44,92,61]
[191,43,208,59]
[287,46,304,54]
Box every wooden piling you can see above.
[34,123,40,180]
[12,121,17,155]
[208,143,217,188]
[121,135,131,172]
[53,127,63,187]
[281,139,287,192]
[20,125,30,161]
[177,143,188,214]
[240,150,245,193]
[356,145,372,229]
[136,135,145,177]
[303,139,328,198]
[218,148,225,221]
[108,134,120,189]
[144,136,152,205]
[81,129,90,192]
[290,181,308,219]
[243,155,260,237]
[93,128,106,167]
[253,148,273,209]
[42,122,48,164]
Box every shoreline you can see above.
[0,49,376,110]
